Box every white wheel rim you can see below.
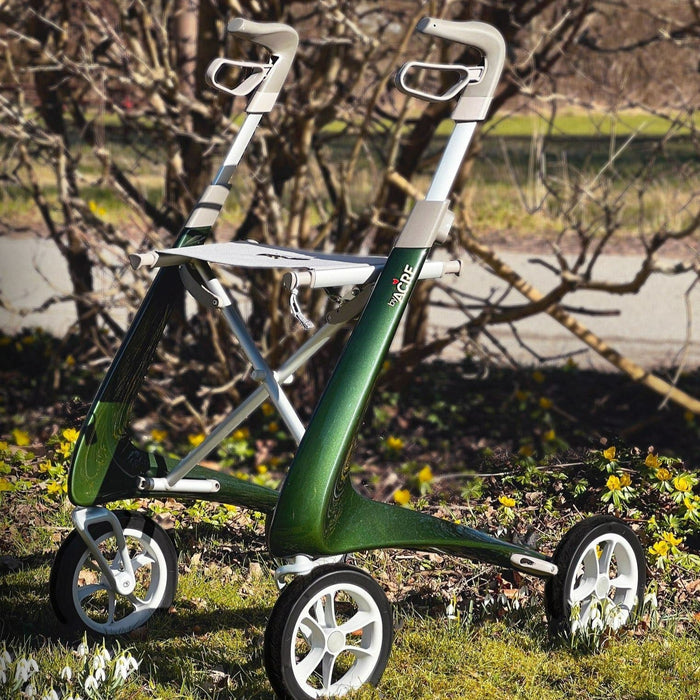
[290,582,385,698]
[71,525,169,635]
[567,532,639,631]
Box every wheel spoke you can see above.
[321,652,336,692]
[343,644,373,658]
[338,610,378,635]
[598,540,615,575]
[77,582,109,603]
[322,592,336,628]
[299,613,324,639]
[132,551,155,571]
[610,573,636,592]
[570,574,597,603]
[107,590,116,624]
[294,643,325,685]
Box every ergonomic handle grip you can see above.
[402,17,506,121]
[225,18,299,113]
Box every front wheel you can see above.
[264,564,393,699]
[545,515,646,637]
[50,510,178,636]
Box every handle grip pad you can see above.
[413,18,506,121]
[226,18,299,113]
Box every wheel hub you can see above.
[112,569,136,596]
[595,574,610,599]
[326,629,345,655]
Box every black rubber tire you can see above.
[50,510,178,636]
[264,564,393,699]
[545,515,646,637]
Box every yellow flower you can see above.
[65,354,76,367]
[515,389,529,402]
[256,464,268,475]
[518,444,535,457]
[532,370,545,384]
[46,481,64,495]
[151,429,167,443]
[662,531,683,547]
[57,442,73,459]
[188,433,206,447]
[12,429,30,447]
[645,453,659,469]
[0,441,7,451]
[261,402,275,417]
[0,478,12,492]
[382,360,391,372]
[649,540,669,557]
[606,475,621,491]
[386,436,404,452]
[269,456,282,467]
[538,397,553,410]
[89,200,106,217]
[232,427,250,441]
[673,475,691,492]
[619,472,632,488]
[684,496,699,512]
[267,421,279,433]
[417,465,433,484]
[62,427,80,443]
[543,429,556,442]
[498,495,516,508]
[655,467,672,482]
[603,446,616,461]
[393,489,411,505]
[39,460,53,473]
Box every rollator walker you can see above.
[50,17,647,700]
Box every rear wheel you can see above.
[50,510,178,635]
[545,515,645,636]
[264,564,392,699]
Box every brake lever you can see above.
[205,58,271,98]
[394,61,484,103]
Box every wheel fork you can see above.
[72,507,137,595]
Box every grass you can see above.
[2,352,700,699]
[2,109,696,242]
[1,536,699,699]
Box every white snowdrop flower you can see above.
[60,666,73,682]
[0,669,6,684]
[76,642,89,658]
[27,659,38,674]
[99,648,111,663]
[91,655,105,672]
[114,659,128,682]
[15,659,30,684]
[94,667,106,684]
[41,689,59,700]
[83,675,98,693]
[1,649,11,664]
[127,654,139,672]
[0,656,6,673]
[23,682,36,698]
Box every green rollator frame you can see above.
[51,17,647,700]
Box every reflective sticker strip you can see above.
[395,199,450,248]
[184,184,231,228]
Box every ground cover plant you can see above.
[1,338,700,699]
